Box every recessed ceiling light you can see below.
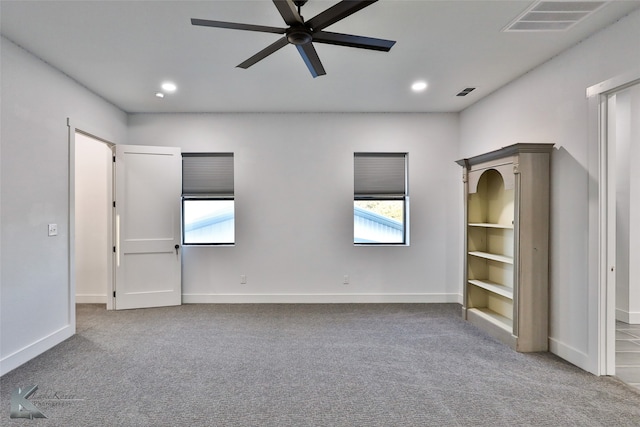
[155,92,165,98]
[411,81,428,92]
[161,82,177,92]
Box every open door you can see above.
[114,145,182,310]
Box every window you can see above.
[354,153,408,244]
[182,153,234,245]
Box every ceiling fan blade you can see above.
[313,31,395,52]
[307,0,378,32]
[272,0,304,26]
[237,37,289,69]
[191,18,285,35]
[296,43,326,78]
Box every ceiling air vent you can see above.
[456,87,476,97]
[503,1,609,32]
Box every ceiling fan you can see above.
[191,0,396,78]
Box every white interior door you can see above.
[114,144,182,310]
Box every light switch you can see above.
[48,223,58,236]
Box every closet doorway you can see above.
[607,82,640,388]
[74,131,114,309]
[588,70,640,380]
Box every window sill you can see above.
[354,243,409,247]
[183,244,235,247]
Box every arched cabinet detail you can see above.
[456,143,553,352]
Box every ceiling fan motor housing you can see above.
[286,26,313,45]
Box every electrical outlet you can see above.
[343,275,349,285]
[240,275,247,284]
[48,223,58,236]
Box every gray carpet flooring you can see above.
[2,303,640,426]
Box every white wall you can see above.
[0,37,127,375]
[615,89,631,322]
[75,133,112,304]
[459,10,640,373]
[128,113,461,303]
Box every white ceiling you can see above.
[2,0,639,113]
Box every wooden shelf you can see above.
[467,307,513,331]
[468,222,513,229]
[468,251,513,264]
[468,279,513,299]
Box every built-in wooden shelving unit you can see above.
[456,143,553,352]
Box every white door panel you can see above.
[114,145,181,310]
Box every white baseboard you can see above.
[549,337,590,373]
[615,308,640,324]
[455,293,463,304]
[182,293,461,304]
[76,294,107,304]
[0,324,74,376]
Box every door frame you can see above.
[587,69,640,375]
[68,118,117,312]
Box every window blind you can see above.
[182,153,234,196]
[354,153,406,197]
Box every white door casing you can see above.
[114,145,182,310]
